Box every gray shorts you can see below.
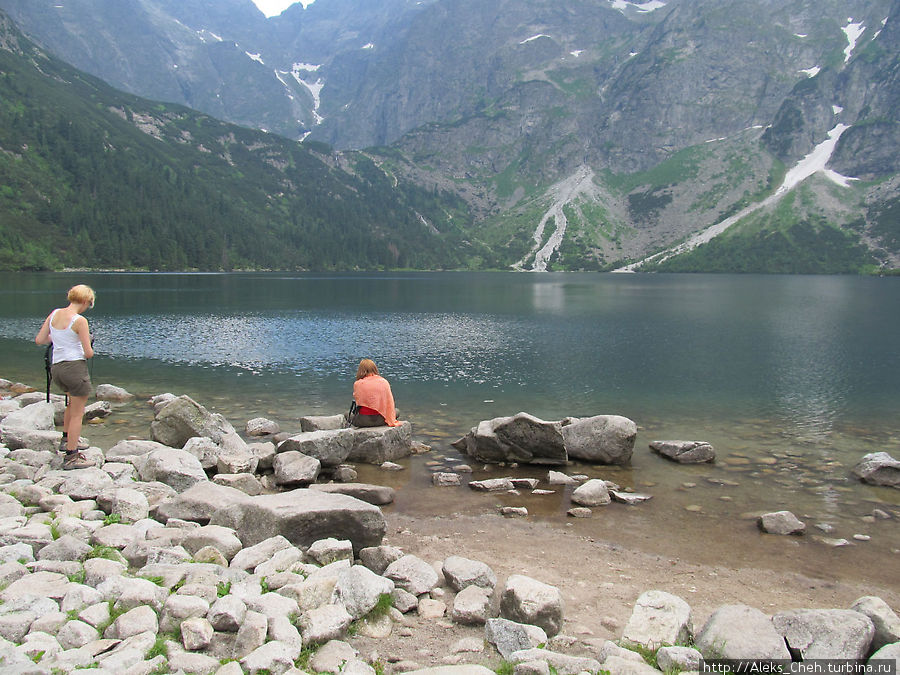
[51,360,92,397]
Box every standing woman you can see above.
[35,284,95,469]
[350,358,402,427]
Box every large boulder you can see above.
[106,439,171,461]
[150,395,247,454]
[499,574,564,637]
[346,422,414,465]
[649,441,716,464]
[462,413,567,465]
[300,415,348,432]
[278,430,355,467]
[0,428,61,452]
[696,605,791,660]
[136,448,208,493]
[309,483,396,506]
[850,596,900,651]
[156,482,254,524]
[622,590,693,649]
[561,415,637,464]
[273,451,321,486]
[0,401,56,432]
[852,452,900,488]
[209,489,385,554]
[773,609,875,659]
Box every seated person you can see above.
[350,358,401,427]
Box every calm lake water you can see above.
[1,272,898,585]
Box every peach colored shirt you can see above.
[353,374,400,426]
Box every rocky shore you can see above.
[0,377,898,675]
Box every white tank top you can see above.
[49,309,86,363]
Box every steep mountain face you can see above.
[1,0,898,272]
[0,11,477,271]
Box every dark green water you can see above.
[1,272,898,581]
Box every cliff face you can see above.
[1,0,898,270]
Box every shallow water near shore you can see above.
[1,271,897,590]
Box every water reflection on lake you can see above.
[0,272,897,581]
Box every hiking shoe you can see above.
[58,438,89,453]
[63,452,93,470]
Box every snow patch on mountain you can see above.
[615,124,857,272]
[842,18,865,62]
[246,52,265,65]
[520,34,551,44]
[515,166,598,272]
[610,0,667,14]
[290,63,325,125]
[800,66,820,78]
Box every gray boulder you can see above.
[442,556,497,592]
[358,545,405,575]
[95,384,134,402]
[656,646,702,673]
[758,511,806,536]
[216,445,259,475]
[0,401,55,431]
[310,483,395,506]
[383,555,440,596]
[462,413,567,465]
[245,417,280,436]
[346,422,414,464]
[499,574,564,637]
[84,400,112,419]
[183,436,221,470]
[300,414,348,432]
[0,428,61,453]
[696,605,791,660]
[870,643,900,670]
[298,604,353,644]
[508,648,603,675]
[485,618,548,659]
[278,430,355,467]
[331,564,395,619]
[773,609,875,659]
[452,585,492,625]
[570,479,611,507]
[210,488,385,553]
[273,451,321,486]
[136,448,208,493]
[106,439,171,461]
[850,596,900,651]
[649,440,716,464]
[852,452,900,488]
[561,415,637,464]
[156,481,254,524]
[622,590,693,649]
[150,394,247,454]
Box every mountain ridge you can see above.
[1,0,898,272]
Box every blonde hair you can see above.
[67,284,95,308]
[356,358,379,380]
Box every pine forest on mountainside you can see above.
[0,16,484,272]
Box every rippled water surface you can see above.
[1,272,898,582]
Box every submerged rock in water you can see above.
[758,510,806,536]
[649,440,716,464]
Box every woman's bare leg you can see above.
[65,395,88,451]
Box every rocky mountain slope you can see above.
[1,0,898,271]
